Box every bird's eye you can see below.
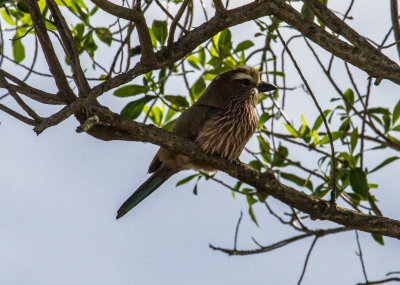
[239,79,252,86]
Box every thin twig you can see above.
[277,30,337,203]
[357,278,400,285]
[154,0,188,33]
[167,0,189,51]
[355,230,369,284]
[0,103,36,125]
[390,0,400,59]
[234,211,243,250]
[0,75,41,122]
[297,236,318,285]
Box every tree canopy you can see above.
[1,0,400,283]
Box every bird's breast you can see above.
[196,99,258,162]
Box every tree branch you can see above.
[390,0,400,59]
[79,106,400,239]
[167,0,190,51]
[0,75,41,122]
[0,69,64,105]
[46,0,91,96]
[27,0,76,103]
[267,0,400,84]
[0,104,36,126]
[89,0,400,100]
[90,0,156,65]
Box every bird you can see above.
[116,66,277,219]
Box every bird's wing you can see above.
[194,79,231,109]
[147,104,221,173]
[172,104,221,140]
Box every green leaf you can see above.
[148,28,157,47]
[12,35,25,63]
[338,152,356,168]
[312,110,331,131]
[319,131,341,145]
[246,193,258,206]
[301,4,314,22]
[146,105,163,126]
[152,20,168,46]
[176,174,200,186]
[312,130,320,145]
[248,206,259,226]
[257,135,271,163]
[368,107,390,115]
[392,124,400,132]
[198,47,206,67]
[164,95,189,108]
[234,40,254,53]
[393,100,400,124]
[383,114,391,133]
[350,127,358,153]
[95,27,112,46]
[210,32,221,57]
[191,78,206,99]
[284,123,300,137]
[258,112,270,130]
[343,88,354,112]
[349,168,369,199]
[281,172,313,191]
[130,45,141,57]
[387,134,400,146]
[267,71,285,78]
[371,233,384,246]
[217,29,232,57]
[272,145,288,167]
[164,106,177,122]
[369,156,399,173]
[72,0,88,10]
[74,23,85,40]
[314,182,330,199]
[17,0,29,13]
[120,95,154,120]
[1,8,16,25]
[187,55,200,70]
[114,84,149,97]
[249,160,263,171]
[163,118,176,131]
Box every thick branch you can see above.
[91,0,400,99]
[213,0,226,14]
[303,0,375,50]
[27,0,76,103]
[46,0,91,96]
[84,107,400,239]
[268,0,400,84]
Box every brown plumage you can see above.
[116,66,277,219]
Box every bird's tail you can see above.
[116,166,176,219]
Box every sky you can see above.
[1,0,400,284]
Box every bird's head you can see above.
[230,66,277,96]
[195,66,277,109]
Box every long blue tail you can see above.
[116,167,175,219]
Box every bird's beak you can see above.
[257,82,277,93]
